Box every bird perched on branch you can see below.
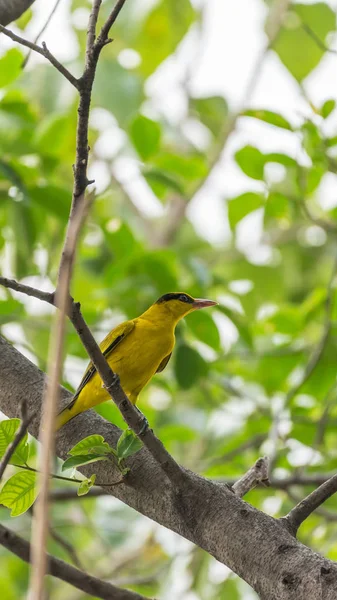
[56,292,217,429]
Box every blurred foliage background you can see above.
[1,0,337,598]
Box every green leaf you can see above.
[68,435,111,457]
[235,146,265,180]
[93,60,143,125]
[242,109,293,131]
[228,192,264,230]
[61,454,109,471]
[190,96,228,136]
[29,184,71,221]
[134,0,195,77]
[16,8,33,30]
[129,114,161,160]
[116,429,143,461]
[143,167,185,197]
[34,114,72,157]
[0,419,29,466]
[77,474,96,497]
[0,471,37,517]
[320,99,336,119]
[154,153,208,182]
[0,49,23,88]
[273,3,336,82]
[265,192,290,222]
[187,311,220,351]
[174,344,208,389]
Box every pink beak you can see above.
[192,298,218,309]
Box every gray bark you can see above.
[0,0,35,26]
[1,335,337,599]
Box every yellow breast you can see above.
[77,317,174,411]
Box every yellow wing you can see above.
[60,320,135,414]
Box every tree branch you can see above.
[0,25,79,89]
[232,457,270,498]
[0,524,148,600]
[22,0,63,68]
[0,399,35,481]
[283,473,337,535]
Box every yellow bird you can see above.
[56,292,217,429]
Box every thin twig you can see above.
[51,488,107,501]
[13,462,124,488]
[0,524,147,600]
[283,472,337,535]
[0,24,79,89]
[232,457,270,498]
[50,529,83,569]
[302,22,337,55]
[95,0,127,49]
[21,0,63,68]
[0,401,36,481]
[29,195,92,600]
[222,473,336,489]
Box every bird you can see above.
[56,292,217,429]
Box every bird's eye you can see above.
[179,294,189,303]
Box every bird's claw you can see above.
[135,406,149,435]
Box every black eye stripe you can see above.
[156,293,194,304]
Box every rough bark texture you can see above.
[0,0,35,25]
[1,335,337,599]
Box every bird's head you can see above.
[154,292,217,322]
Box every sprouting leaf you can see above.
[116,429,143,462]
[77,474,96,497]
[320,99,336,119]
[61,454,109,472]
[68,435,112,457]
[0,419,29,466]
[0,471,37,517]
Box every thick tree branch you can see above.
[0,25,79,88]
[0,399,35,481]
[283,473,337,535]
[0,524,148,600]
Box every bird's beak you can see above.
[192,298,218,309]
